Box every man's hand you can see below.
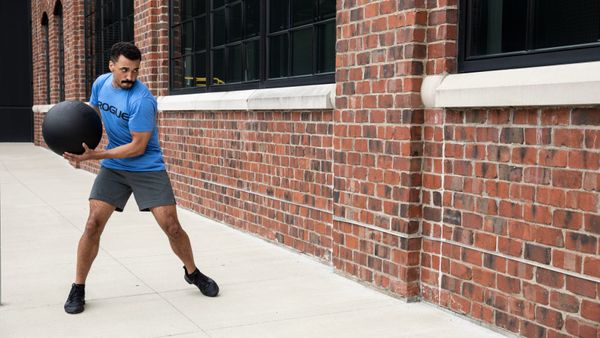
[63,143,97,164]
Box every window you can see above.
[169,0,335,93]
[54,1,65,101]
[41,13,50,104]
[84,0,134,97]
[459,0,600,72]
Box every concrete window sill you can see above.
[157,83,336,111]
[422,61,600,108]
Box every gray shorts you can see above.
[90,167,176,212]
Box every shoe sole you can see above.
[64,307,84,314]
[64,300,85,314]
[185,276,219,297]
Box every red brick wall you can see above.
[32,2,43,148]
[48,2,61,103]
[420,108,600,337]
[36,14,50,106]
[62,0,86,101]
[32,1,53,148]
[160,110,334,259]
[419,1,600,337]
[334,0,426,299]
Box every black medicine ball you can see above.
[42,101,102,155]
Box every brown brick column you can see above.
[31,0,55,147]
[62,0,87,101]
[333,0,427,299]
[420,0,458,307]
[135,0,170,97]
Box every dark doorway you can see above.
[0,1,33,142]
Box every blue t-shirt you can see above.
[89,73,165,171]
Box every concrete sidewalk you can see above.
[0,143,508,338]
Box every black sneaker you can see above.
[64,283,85,314]
[184,266,219,297]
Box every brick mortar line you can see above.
[443,142,600,149]
[445,127,600,132]
[175,171,331,181]
[337,63,428,68]
[162,133,332,141]
[333,216,422,239]
[160,112,333,118]
[159,119,333,124]
[439,111,448,305]
[161,141,334,152]
[162,146,334,155]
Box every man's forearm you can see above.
[92,142,145,160]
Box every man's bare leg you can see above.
[151,204,218,297]
[75,199,115,284]
[151,204,196,272]
[65,199,115,314]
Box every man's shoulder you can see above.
[127,82,156,115]
[131,81,157,103]
[93,73,112,90]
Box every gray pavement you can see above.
[0,143,508,338]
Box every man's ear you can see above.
[108,61,114,71]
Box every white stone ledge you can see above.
[157,83,335,111]
[422,61,600,108]
[32,104,54,113]
[33,84,335,113]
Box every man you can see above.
[62,42,218,314]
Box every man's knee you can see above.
[84,200,114,240]
[163,216,183,239]
[83,217,104,240]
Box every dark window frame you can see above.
[458,0,600,73]
[84,0,134,98]
[168,0,335,95]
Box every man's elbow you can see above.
[130,144,147,157]
[132,148,146,157]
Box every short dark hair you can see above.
[109,42,141,62]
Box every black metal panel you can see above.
[0,0,33,141]
[0,108,34,142]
